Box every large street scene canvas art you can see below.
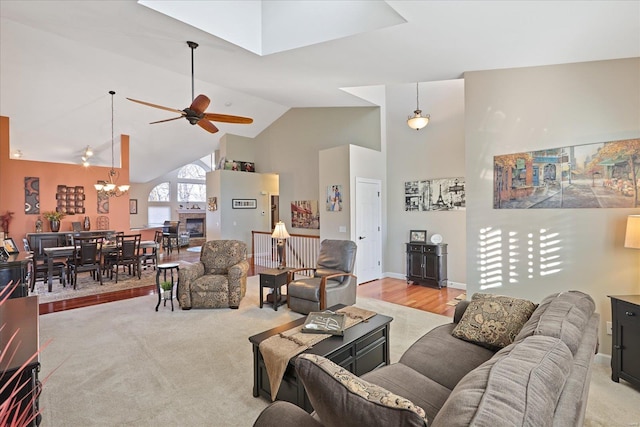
[493,139,640,209]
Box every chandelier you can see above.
[407,82,430,130]
[94,90,130,197]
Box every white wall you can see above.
[465,57,640,354]
[253,107,381,236]
[206,169,278,248]
[384,80,467,285]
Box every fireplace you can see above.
[186,218,204,238]
[177,210,206,245]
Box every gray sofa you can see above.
[253,290,599,427]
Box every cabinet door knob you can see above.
[625,311,635,316]
[614,345,622,350]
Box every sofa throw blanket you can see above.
[259,306,376,400]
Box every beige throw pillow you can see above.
[296,354,428,427]
[451,293,536,349]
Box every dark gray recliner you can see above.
[287,239,357,314]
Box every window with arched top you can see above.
[148,182,170,202]
[177,164,206,202]
[177,164,207,180]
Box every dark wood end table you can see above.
[259,268,291,311]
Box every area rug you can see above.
[36,276,451,426]
[36,277,640,426]
[32,261,193,304]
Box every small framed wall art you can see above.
[409,230,427,243]
[129,199,138,215]
[232,199,257,209]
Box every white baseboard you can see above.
[594,353,611,365]
[384,272,406,281]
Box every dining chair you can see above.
[68,236,103,289]
[140,230,162,271]
[111,234,142,283]
[30,237,67,291]
[162,220,181,254]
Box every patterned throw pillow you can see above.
[296,354,428,427]
[451,293,536,349]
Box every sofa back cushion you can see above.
[451,293,536,349]
[296,354,428,427]
[432,335,572,427]
[514,290,595,355]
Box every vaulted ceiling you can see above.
[1,1,638,182]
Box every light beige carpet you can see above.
[37,277,640,426]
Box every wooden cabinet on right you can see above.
[609,295,640,389]
[405,243,447,288]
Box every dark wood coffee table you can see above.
[249,305,393,412]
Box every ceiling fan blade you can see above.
[126,97,184,114]
[149,116,184,124]
[202,112,254,124]
[190,94,211,115]
[197,119,219,134]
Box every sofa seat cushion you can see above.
[296,354,428,427]
[451,293,536,349]
[361,363,451,422]
[431,335,572,427]
[191,274,229,293]
[515,290,595,355]
[400,323,496,390]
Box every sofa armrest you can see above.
[227,260,250,307]
[253,401,323,427]
[177,261,205,308]
[454,300,470,323]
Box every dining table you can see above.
[43,240,159,292]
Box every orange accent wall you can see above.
[0,116,134,242]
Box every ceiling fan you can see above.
[126,41,253,134]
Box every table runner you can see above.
[259,305,377,400]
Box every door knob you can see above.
[625,311,635,316]
[358,236,366,240]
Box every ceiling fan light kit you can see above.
[94,91,130,198]
[407,82,430,130]
[126,41,253,134]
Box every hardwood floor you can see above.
[39,247,465,317]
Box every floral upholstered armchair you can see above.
[178,240,249,309]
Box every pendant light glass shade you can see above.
[407,83,430,130]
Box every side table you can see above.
[259,268,290,311]
[156,262,179,311]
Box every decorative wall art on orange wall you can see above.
[24,177,40,215]
[0,116,132,240]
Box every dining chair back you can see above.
[162,220,181,254]
[112,234,141,283]
[69,236,103,289]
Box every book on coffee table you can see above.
[302,311,346,336]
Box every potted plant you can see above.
[160,281,173,300]
[42,211,66,232]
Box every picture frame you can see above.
[3,237,19,254]
[129,199,138,215]
[409,230,427,243]
[232,199,257,209]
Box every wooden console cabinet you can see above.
[610,295,640,389]
[406,243,448,288]
[0,295,41,426]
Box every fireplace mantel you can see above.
[177,209,205,214]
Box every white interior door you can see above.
[355,178,382,283]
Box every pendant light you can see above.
[94,91,130,197]
[407,82,430,130]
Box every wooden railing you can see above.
[251,231,320,272]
